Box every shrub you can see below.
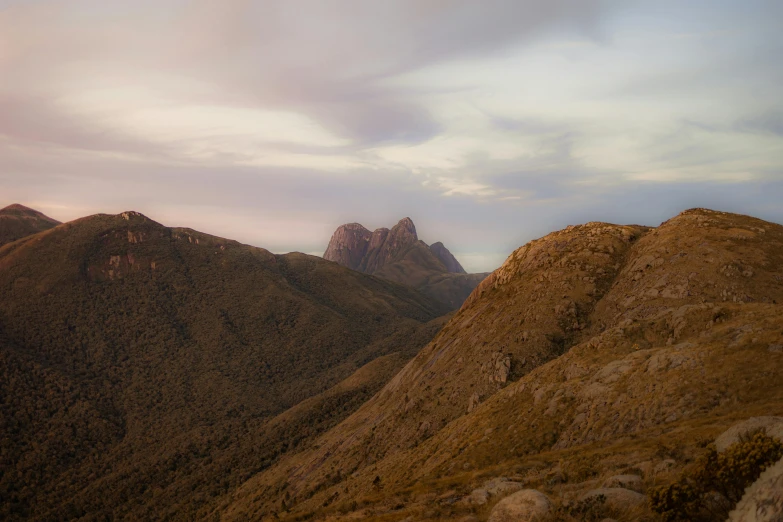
[649,431,783,521]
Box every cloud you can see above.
[0,0,782,272]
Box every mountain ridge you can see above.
[0,203,61,247]
[224,208,783,521]
[0,209,450,521]
[324,217,485,308]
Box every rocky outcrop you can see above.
[716,417,783,452]
[487,489,551,522]
[360,218,419,273]
[323,223,372,270]
[581,488,646,511]
[323,217,486,309]
[602,474,644,492]
[463,477,524,506]
[430,241,466,274]
[729,457,783,522]
[0,203,60,247]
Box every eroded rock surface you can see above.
[487,489,551,522]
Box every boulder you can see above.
[484,477,524,497]
[465,488,489,506]
[728,457,783,521]
[488,489,551,522]
[464,478,523,506]
[581,488,646,511]
[602,474,643,492]
[715,417,783,452]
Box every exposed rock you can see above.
[465,488,489,505]
[484,352,512,384]
[488,489,551,522]
[323,217,485,309]
[715,417,783,452]
[654,459,678,475]
[323,223,372,270]
[468,392,481,413]
[430,241,466,274]
[361,218,419,273]
[484,477,524,496]
[728,457,783,522]
[602,474,643,491]
[464,478,525,506]
[581,488,646,511]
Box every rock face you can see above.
[487,489,551,522]
[360,218,419,273]
[322,223,372,270]
[464,477,524,505]
[602,474,644,492]
[729,457,783,522]
[430,241,466,274]
[0,203,60,247]
[581,488,646,511]
[715,417,783,452]
[323,217,486,308]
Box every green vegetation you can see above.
[0,212,448,520]
[649,431,783,521]
[0,204,60,247]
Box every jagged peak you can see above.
[392,217,417,237]
[337,222,371,233]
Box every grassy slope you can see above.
[224,209,783,521]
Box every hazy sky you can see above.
[1,0,781,272]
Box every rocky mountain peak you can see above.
[324,218,423,274]
[392,217,417,240]
[323,222,372,271]
[429,241,466,274]
[323,217,484,308]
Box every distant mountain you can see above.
[227,209,783,521]
[429,241,466,274]
[0,210,449,521]
[324,217,486,308]
[0,203,60,247]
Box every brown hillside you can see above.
[0,203,60,247]
[0,211,449,521]
[224,208,783,521]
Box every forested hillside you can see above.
[0,210,448,520]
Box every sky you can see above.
[1,0,781,272]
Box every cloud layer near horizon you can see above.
[1,0,781,272]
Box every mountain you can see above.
[429,241,466,274]
[0,211,450,521]
[0,203,60,247]
[225,208,783,521]
[324,217,486,309]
